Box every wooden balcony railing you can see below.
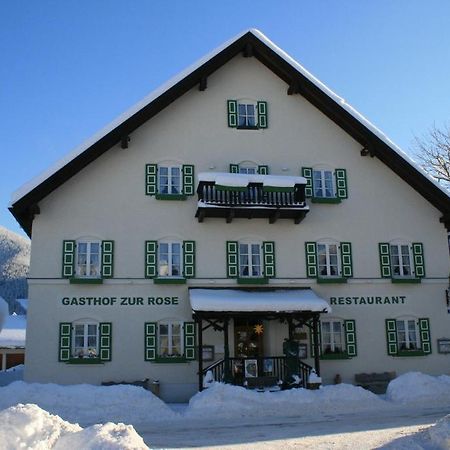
[195,182,309,224]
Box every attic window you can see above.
[227,100,268,129]
[238,103,257,128]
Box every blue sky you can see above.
[2,1,450,237]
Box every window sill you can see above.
[391,278,421,284]
[317,277,348,284]
[320,352,350,360]
[153,277,187,285]
[69,278,103,284]
[236,125,259,130]
[237,277,269,285]
[155,194,187,200]
[311,197,341,204]
[66,358,104,365]
[153,357,190,363]
[393,350,427,357]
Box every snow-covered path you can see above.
[136,406,448,449]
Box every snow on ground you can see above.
[1,372,450,449]
[0,381,177,426]
[187,382,389,419]
[386,371,450,405]
[0,404,147,450]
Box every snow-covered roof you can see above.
[10,29,261,206]
[198,172,306,188]
[9,29,450,236]
[16,299,28,312]
[0,314,26,348]
[189,288,331,313]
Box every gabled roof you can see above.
[9,29,450,236]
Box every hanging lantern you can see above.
[254,324,264,335]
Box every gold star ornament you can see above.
[254,324,264,335]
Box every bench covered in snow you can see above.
[355,371,396,394]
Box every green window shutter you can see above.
[230,164,239,173]
[227,100,237,127]
[418,318,431,354]
[379,243,392,278]
[182,164,195,196]
[344,320,357,357]
[305,242,317,278]
[263,241,276,278]
[258,165,269,175]
[145,164,158,195]
[412,243,426,278]
[101,241,114,278]
[301,167,313,198]
[62,240,76,278]
[385,319,398,356]
[310,323,322,357]
[335,168,348,199]
[99,322,112,361]
[59,322,72,362]
[183,241,196,278]
[340,242,353,278]
[145,241,157,278]
[184,322,196,360]
[226,241,238,278]
[145,323,157,361]
[257,101,268,128]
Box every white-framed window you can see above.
[321,319,345,354]
[313,169,335,198]
[158,241,182,277]
[239,242,262,277]
[76,241,101,278]
[72,321,99,358]
[317,242,340,277]
[158,166,182,195]
[386,317,431,356]
[396,318,420,351]
[390,243,413,277]
[158,321,183,357]
[238,102,257,128]
[239,165,257,174]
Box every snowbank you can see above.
[187,382,389,419]
[0,404,148,450]
[386,372,450,405]
[0,404,80,449]
[55,422,148,450]
[429,414,450,449]
[0,381,177,425]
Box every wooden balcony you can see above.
[195,181,309,224]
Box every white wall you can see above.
[24,54,450,401]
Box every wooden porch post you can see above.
[223,318,230,382]
[312,314,321,377]
[288,317,294,340]
[197,316,203,392]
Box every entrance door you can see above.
[233,319,265,382]
[234,319,264,357]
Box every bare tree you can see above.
[413,123,450,188]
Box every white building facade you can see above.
[10,30,450,402]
